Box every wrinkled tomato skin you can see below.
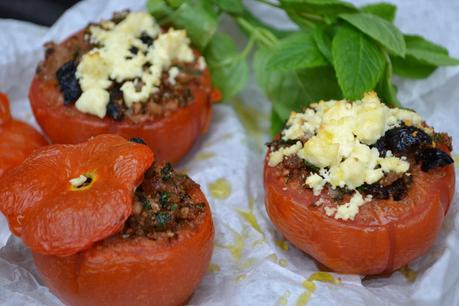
[263,152,455,275]
[29,58,213,164]
[33,186,214,306]
[0,93,47,176]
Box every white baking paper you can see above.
[0,0,458,305]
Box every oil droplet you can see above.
[240,258,257,269]
[278,258,289,267]
[302,280,316,292]
[237,209,263,234]
[400,265,417,283]
[248,197,255,210]
[308,272,340,284]
[275,239,289,251]
[195,151,216,161]
[267,253,278,263]
[453,154,459,168]
[208,263,221,273]
[296,291,312,306]
[233,99,265,138]
[277,290,291,306]
[235,274,247,282]
[208,178,231,200]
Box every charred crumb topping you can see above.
[267,92,454,221]
[122,163,206,240]
[39,10,207,122]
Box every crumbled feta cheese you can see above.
[168,66,180,85]
[198,56,207,70]
[268,141,303,167]
[75,12,195,118]
[69,175,88,187]
[306,173,326,196]
[334,191,368,221]
[324,206,337,217]
[268,92,425,220]
[75,88,110,119]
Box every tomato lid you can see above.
[0,134,154,256]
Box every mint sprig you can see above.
[147,0,459,135]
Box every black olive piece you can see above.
[358,175,412,201]
[56,60,82,105]
[106,101,124,121]
[374,126,432,156]
[140,32,154,46]
[129,46,139,55]
[416,148,454,172]
[129,137,146,145]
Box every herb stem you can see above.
[236,17,278,49]
[256,0,281,9]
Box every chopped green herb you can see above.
[159,191,170,207]
[170,203,178,211]
[155,212,171,227]
[161,163,173,181]
[139,194,151,210]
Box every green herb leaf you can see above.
[204,32,249,100]
[332,25,385,100]
[281,0,357,18]
[361,2,396,22]
[255,47,342,122]
[170,0,218,50]
[267,31,328,71]
[213,0,244,14]
[270,109,285,136]
[147,0,175,23]
[403,35,459,66]
[312,26,333,63]
[166,0,186,8]
[340,12,406,56]
[375,51,401,107]
[391,55,437,79]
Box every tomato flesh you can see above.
[264,152,455,275]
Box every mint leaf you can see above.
[267,31,328,71]
[391,55,436,79]
[312,26,333,63]
[281,0,357,18]
[147,0,174,23]
[376,51,400,107]
[332,25,385,100]
[205,33,249,100]
[270,109,285,136]
[255,47,341,121]
[403,35,459,66]
[170,0,218,50]
[213,0,244,14]
[361,2,396,22]
[340,12,405,56]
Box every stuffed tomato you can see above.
[0,93,47,176]
[0,134,214,306]
[29,10,217,164]
[264,92,455,275]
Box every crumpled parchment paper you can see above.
[0,0,458,305]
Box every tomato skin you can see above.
[32,186,214,306]
[263,152,455,275]
[0,93,48,176]
[29,43,214,164]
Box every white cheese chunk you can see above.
[300,135,340,168]
[168,66,180,85]
[334,191,368,221]
[268,141,303,167]
[305,173,326,196]
[75,88,110,119]
[69,175,88,187]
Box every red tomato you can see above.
[0,93,47,176]
[33,186,214,306]
[264,151,455,275]
[29,32,216,164]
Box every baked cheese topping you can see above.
[269,92,424,221]
[75,12,195,118]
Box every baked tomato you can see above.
[0,93,47,176]
[29,11,218,164]
[0,134,214,306]
[264,93,455,275]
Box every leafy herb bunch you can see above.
[147,0,459,134]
